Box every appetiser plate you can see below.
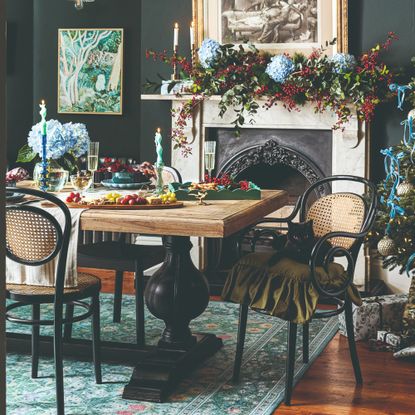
[65,201,184,210]
[100,180,152,190]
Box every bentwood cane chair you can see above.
[5,187,102,415]
[76,166,182,345]
[222,175,377,406]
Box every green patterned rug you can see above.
[6,295,338,415]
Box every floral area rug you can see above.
[7,295,338,415]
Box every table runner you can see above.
[6,206,84,288]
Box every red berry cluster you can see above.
[239,180,250,191]
[66,192,82,204]
[118,194,147,206]
[98,159,135,173]
[204,173,233,187]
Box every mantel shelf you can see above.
[141,94,222,101]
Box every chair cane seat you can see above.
[6,272,101,303]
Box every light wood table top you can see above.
[78,190,288,238]
[14,182,288,238]
[13,184,288,238]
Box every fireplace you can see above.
[202,131,334,292]
[141,95,369,289]
[214,129,332,203]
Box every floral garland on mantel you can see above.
[145,33,397,156]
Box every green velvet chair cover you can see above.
[222,252,362,324]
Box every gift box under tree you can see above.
[338,294,408,341]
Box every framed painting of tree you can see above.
[58,28,124,115]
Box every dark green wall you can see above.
[6,0,415,179]
[33,0,141,160]
[349,0,415,181]
[140,0,192,164]
[6,0,34,165]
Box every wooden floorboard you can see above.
[81,268,415,415]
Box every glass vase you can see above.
[34,159,69,192]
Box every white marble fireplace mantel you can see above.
[141,94,370,287]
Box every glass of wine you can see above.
[204,141,216,180]
[87,141,99,190]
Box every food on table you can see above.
[146,196,162,205]
[65,191,177,206]
[186,174,255,192]
[160,191,177,204]
[70,173,93,192]
[65,192,83,204]
[105,192,122,203]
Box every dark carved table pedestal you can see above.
[122,236,223,402]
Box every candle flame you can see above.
[191,21,194,28]
[174,22,179,29]
[41,99,45,105]
[157,128,161,133]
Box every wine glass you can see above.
[70,171,93,194]
[204,141,216,180]
[87,142,99,189]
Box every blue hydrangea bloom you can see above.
[198,39,221,69]
[265,55,295,83]
[63,122,90,157]
[331,53,356,73]
[28,119,67,160]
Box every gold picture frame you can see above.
[192,0,348,56]
[58,28,124,115]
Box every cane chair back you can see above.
[306,193,366,250]
[6,206,62,265]
[5,187,72,296]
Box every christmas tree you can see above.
[370,81,415,342]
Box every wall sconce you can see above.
[71,0,95,11]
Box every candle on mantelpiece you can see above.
[190,21,195,47]
[155,128,164,167]
[174,22,179,48]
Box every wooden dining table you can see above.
[7,187,288,402]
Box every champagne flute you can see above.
[87,142,99,190]
[204,141,216,180]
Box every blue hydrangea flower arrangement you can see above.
[19,120,90,173]
[27,120,90,159]
[63,122,90,157]
[198,39,221,69]
[27,119,67,160]
[331,53,356,73]
[265,54,295,83]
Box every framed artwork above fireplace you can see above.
[192,0,348,56]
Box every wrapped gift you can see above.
[339,294,408,341]
[376,330,414,349]
[368,338,397,352]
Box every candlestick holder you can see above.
[171,46,180,81]
[40,134,49,192]
[154,163,165,195]
[191,44,197,68]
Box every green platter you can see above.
[168,182,261,200]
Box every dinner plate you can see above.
[100,180,151,190]
[6,192,25,203]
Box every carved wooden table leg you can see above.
[122,236,223,402]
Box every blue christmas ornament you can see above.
[265,54,295,83]
[330,53,356,74]
[198,39,221,69]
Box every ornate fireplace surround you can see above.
[141,95,370,288]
